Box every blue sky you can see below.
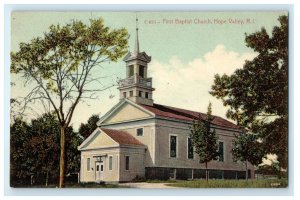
[11,11,286,130]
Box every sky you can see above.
[11,11,286,132]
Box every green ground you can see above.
[13,182,127,188]
[13,179,288,188]
[165,179,288,188]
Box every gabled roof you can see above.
[101,128,145,146]
[97,98,154,125]
[78,127,145,150]
[138,103,242,130]
[123,51,151,63]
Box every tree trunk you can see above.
[245,160,248,181]
[59,126,66,188]
[46,171,49,187]
[205,162,208,182]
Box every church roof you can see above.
[101,128,145,146]
[123,51,151,63]
[138,103,242,130]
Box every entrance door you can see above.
[100,163,104,180]
[95,162,104,181]
[95,162,100,181]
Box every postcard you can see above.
[10,11,288,189]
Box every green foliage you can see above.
[232,133,264,165]
[11,17,128,124]
[28,113,61,183]
[10,114,83,187]
[65,127,83,175]
[190,102,219,164]
[210,15,288,168]
[78,114,100,139]
[10,118,32,185]
[256,162,286,179]
[11,18,128,84]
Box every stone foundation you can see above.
[145,167,251,180]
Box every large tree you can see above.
[190,102,219,181]
[210,15,288,168]
[11,18,128,187]
[232,133,264,180]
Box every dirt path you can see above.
[118,182,179,189]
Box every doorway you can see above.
[95,161,104,181]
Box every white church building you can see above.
[78,22,254,183]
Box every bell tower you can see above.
[118,16,154,106]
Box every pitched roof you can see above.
[101,128,145,146]
[138,103,241,130]
[123,51,151,63]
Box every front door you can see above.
[95,162,104,181]
[100,163,104,180]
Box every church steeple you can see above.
[118,15,155,106]
[134,16,140,55]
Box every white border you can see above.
[2,3,296,199]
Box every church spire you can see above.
[119,13,154,106]
[134,15,140,55]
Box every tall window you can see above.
[139,91,142,97]
[129,65,134,77]
[170,135,177,158]
[87,158,90,171]
[123,92,126,98]
[130,91,133,97]
[125,156,130,170]
[137,128,143,136]
[187,137,194,159]
[139,65,144,78]
[145,92,149,99]
[218,142,224,162]
[109,156,113,170]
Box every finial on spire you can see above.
[134,13,140,55]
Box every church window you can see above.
[139,65,144,78]
[137,128,143,136]
[125,156,130,170]
[218,141,224,162]
[87,158,90,171]
[170,135,177,158]
[187,137,194,159]
[129,65,134,77]
[109,156,113,170]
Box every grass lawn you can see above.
[165,179,288,188]
[13,182,128,188]
[13,179,287,188]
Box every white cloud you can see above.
[261,154,278,166]
[149,44,257,120]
